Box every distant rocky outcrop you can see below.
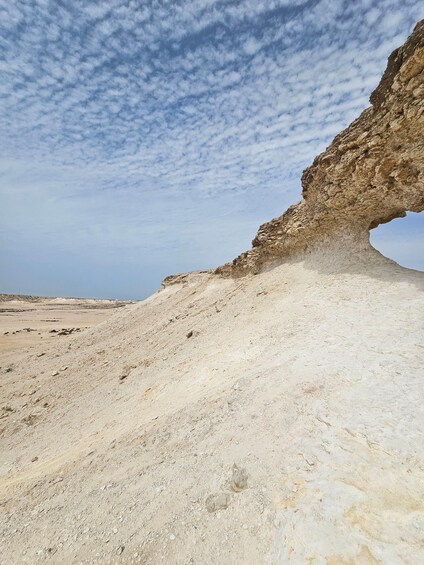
[216,20,424,277]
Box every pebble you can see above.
[169,534,175,540]
[205,492,231,513]
[230,464,248,492]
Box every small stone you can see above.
[52,371,59,377]
[169,534,175,540]
[230,464,248,492]
[116,545,125,554]
[119,364,136,382]
[60,366,68,371]
[31,456,38,462]
[205,492,231,513]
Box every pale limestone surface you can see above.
[0,243,423,564]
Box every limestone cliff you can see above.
[216,20,424,277]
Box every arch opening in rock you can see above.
[370,211,424,272]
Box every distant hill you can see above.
[0,293,136,306]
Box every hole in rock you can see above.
[370,212,424,272]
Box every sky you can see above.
[0,0,423,299]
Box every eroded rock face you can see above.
[217,20,424,277]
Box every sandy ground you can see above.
[0,296,133,353]
[0,242,423,564]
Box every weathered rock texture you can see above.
[216,20,424,277]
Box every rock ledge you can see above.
[215,20,424,277]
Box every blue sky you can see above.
[0,0,423,299]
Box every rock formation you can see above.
[216,20,424,277]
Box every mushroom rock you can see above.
[216,20,424,277]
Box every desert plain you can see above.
[0,295,133,354]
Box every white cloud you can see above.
[243,37,261,55]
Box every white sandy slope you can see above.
[1,238,423,564]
